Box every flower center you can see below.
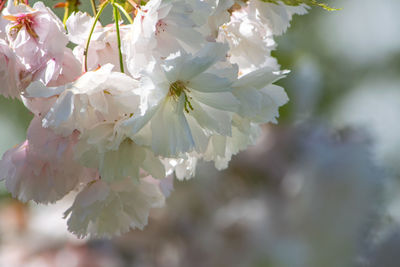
[4,13,38,39]
[168,80,194,113]
[155,20,167,36]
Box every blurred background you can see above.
[1,0,400,266]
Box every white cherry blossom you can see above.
[67,12,128,72]
[123,43,240,157]
[0,0,311,238]
[218,7,279,75]
[124,0,206,77]
[201,67,288,169]
[74,125,166,182]
[64,178,165,238]
[248,0,309,35]
[232,67,289,123]
[203,117,262,170]
[26,64,140,135]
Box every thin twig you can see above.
[83,1,108,72]
[90,0,98,16]
[113,2,133,24]
[113,4,125,73]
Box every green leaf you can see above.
[259,0,341,11]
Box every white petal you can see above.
[43,90,75,128]
[65,178,165,238]
[191,91,239,112]
[178,42,229,81]
[189,72,233,92]
[150,97,194,156]
[26,81,68,98]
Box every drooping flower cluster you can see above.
[0,0,323,238]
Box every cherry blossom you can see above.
[64,178,165,238]
[0,117,93,204]
[0,0,314,237]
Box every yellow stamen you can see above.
[168,80,194,113]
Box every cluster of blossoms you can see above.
[0,0,330,238]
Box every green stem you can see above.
[84,1,108,72]
[90,0,98,16]
[113,2,134,24]
[113,4,125,73]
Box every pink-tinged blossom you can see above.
[0,12,8,39]
[0,117,93,204]
[33,48,82,87]
[2,1,77,86]
[0,39,24,98]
